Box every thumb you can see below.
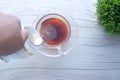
[21,29,28,43]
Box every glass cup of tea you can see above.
[34,13,77,57]
[0,13,77,62]
[23,13,77,57]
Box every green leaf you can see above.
[97,0,120,36]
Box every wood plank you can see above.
[0,69,120,80]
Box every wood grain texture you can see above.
[0,0,120,80]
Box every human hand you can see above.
[0,13,28,56]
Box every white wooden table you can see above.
[0,0,120,80]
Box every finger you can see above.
[21,29,28,42]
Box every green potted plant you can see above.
[97,0,120,35]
